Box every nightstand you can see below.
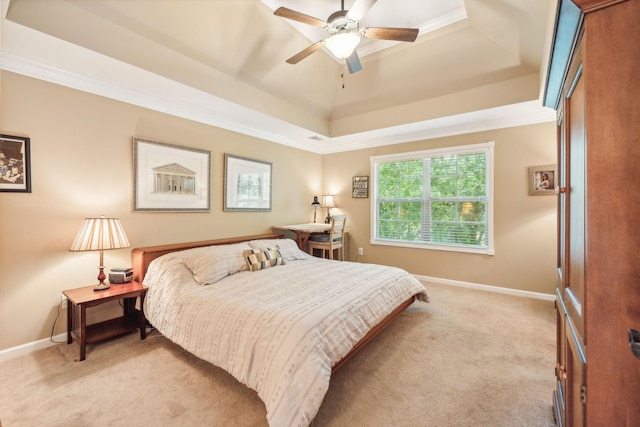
[63,281,147,361]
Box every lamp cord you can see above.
[49,300,67,343]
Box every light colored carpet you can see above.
[0,282,556,427]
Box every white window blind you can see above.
[371,142,494,255]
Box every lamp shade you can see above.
[70,216,130,252]
[311,196,321,207]
[322,195,336,208]
[325,32,361,59]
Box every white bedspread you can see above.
[143,252,429,427]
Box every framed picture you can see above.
[224,154,272,211]
[133,137,210,212]
[528,165,556,196]
[0,134,31,193]
[352,175,369,198]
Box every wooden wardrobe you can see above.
[544,0,640,425]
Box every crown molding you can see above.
[0,50,316,152]
[1,50,555,155]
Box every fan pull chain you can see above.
[341,61,346,89]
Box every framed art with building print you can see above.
[133,137,210,212]
[528,165,556,196]
[224,154,272,211]
[0,134,31,193]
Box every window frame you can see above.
[370,141,495,255]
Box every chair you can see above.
[307,215,347,260]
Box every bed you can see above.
[132,233,429,427]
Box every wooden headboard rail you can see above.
[131,233,284,282]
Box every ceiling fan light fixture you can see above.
[275,2,418,73]
[325,32,361,59]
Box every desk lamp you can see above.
[70,216,130,291]
[311,196,321,223]
[322,195,336,224]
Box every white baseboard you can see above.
[415,275,555,301]
[0,333,66,362]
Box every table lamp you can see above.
[311,196,321,223]
[322,195,336,224]
[70,216,130,291]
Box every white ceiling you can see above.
[1,0,558,154]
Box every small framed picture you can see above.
[352,175,369,198]
[224,154,272,211]
[528,165,556,196]
[0,134,31,193]
[133,137,211,212]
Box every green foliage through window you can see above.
[372,143,493,253]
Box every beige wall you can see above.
[323,123,557,294]
[0,71,557,352]
[0,72,322,350]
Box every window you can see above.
[371,142,494,254]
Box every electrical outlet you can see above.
[358,247,364,256]
[60,294,67,308]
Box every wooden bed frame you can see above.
[131,232,417,372]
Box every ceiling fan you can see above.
[274,0,419,74]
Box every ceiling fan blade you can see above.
[345,51,363,74]
[286,40,326,64]
[363,27,419,42]
[274,7,326,28]
[347,0,378,21]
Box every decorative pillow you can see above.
[184,242,251,285]
[243,247,286,272]
[248,239,311,261]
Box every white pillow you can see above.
[183,242,252,285]
[248,238,311,261]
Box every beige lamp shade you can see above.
[70,216,130,252]
[321,195,336,208]
[70,216,130,290]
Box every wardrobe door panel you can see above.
[565,56,586,343]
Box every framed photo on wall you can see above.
[224,154,272,211]
[528,165,556,196]
[133,137,211,212]
[0,134,31,193]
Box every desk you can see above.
[273,223,350,260]
[273,223,330,250]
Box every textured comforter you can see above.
[143,250,429,427]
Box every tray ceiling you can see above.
[1,0,558,153]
